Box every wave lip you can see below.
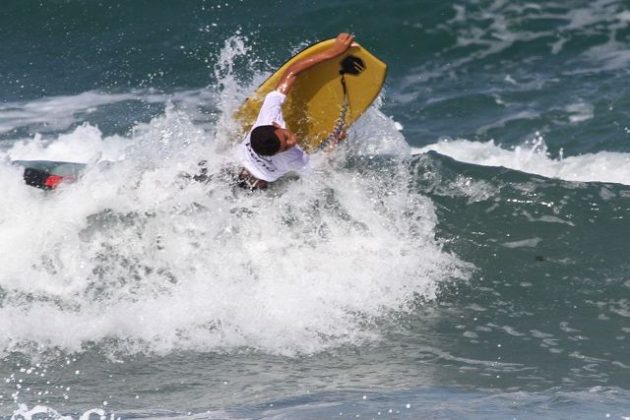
[414,137,630,185]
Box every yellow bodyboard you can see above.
[235,39,387,152]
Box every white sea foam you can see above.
[0,91,137,134]
[413,137,630,186]
[0,112,465,357]
[501,238,542,249]
[565,103,594,123]
[0,88,218,138]
[0,38,467,358]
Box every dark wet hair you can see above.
[250,125,280,156]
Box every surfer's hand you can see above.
[330,33,354,56]
[277,33,355,94]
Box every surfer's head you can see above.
[250,123,297,156]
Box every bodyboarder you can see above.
[235,32,354,190]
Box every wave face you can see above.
[1,0,630,418]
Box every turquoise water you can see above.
[1,1,630,418]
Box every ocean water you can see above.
[1,0,630,418]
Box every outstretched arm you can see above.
[276,33,354,95]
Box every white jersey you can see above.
[237,91,309,182]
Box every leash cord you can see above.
[319,74,349,151]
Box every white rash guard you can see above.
[237,91,309,182]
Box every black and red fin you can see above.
[13,160,85,190]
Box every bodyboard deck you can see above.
[235,39,387,152]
